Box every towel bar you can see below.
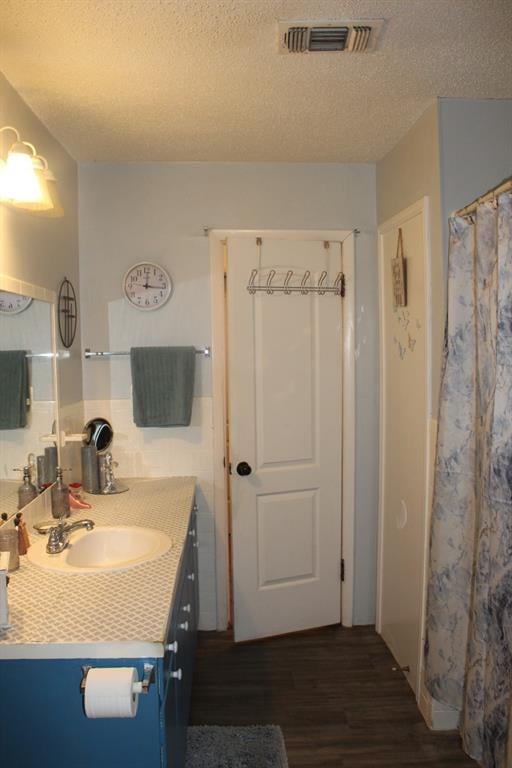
[84,347,211,359]
[25,351,71,359]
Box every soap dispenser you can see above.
[17,466,38,510]
[51,467,70,519]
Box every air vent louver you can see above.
[347,26,372,52]
[279,19,383,54]
[285,26,349,53]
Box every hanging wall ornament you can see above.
[58,277,77,348]
[391,227,407,307]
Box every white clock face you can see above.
[123,262,172,311]
[0,291,32,315]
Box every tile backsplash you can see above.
[83,396,216,629]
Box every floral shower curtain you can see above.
[425,191,512,767]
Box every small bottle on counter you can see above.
[51,467,70,519]
[17,466,38,510]
[15,514,30,555]
[19,513,30,552]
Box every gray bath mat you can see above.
[186,725,288,768]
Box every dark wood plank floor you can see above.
[189,625,477,767]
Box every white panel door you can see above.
[227,235,342,642]
[378,201,430,696]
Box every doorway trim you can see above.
[209,229,356,631]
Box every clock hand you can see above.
[143,283,166,290]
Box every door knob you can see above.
[236,461,252,476]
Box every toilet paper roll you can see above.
[84,667,139,719]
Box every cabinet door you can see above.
[1,658,162,768]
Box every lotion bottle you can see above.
[51,467,70,519]
[17,466,37,510]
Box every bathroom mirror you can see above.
[0,279,59,519]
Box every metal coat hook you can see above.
[266,269,276,294]
[300,271,311,294]
[317,271,328,294]
[245,268,345,297]
[248,269,258,294]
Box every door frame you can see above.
[209,229,356,631]
[376,198,433,697]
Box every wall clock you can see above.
[0,290,32,315]
[123,262,172,311]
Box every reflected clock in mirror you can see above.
[0,288,58,519]
[0,291,33,315]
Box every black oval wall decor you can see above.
[58,277,77,348]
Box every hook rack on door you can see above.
[246,269,345,297]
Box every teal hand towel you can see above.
[130,346,196,427]
[0,350,29,429]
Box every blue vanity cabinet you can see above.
[164,504,199,768]
[0,656,164,768]
[0,501,199,768]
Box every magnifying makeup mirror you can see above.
[83,418,114,453]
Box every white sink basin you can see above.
[27,525,173,574]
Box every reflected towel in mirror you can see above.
[0,350,29,429]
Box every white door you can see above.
[378,200,430,696]
[227,234,342,642]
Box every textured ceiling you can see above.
[0,0,511,162]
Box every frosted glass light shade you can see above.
[0,159,9,201]
[4,148,42,203]
[9,152,53,211]
[29,162,64,218]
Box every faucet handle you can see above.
[46,525,65,554]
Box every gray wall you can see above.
[79,161,379,624]
[377,102,444,411]
[0,72,82,407]
[439,98,512,236]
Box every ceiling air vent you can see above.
[279,20,383,54]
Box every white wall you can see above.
[439,98,512,233]
[79,162,378,626]
[377,102,443,409]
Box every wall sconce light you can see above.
[31,156,64,218]
[0,126,62,216]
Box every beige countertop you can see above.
[0,476,196,659]
[0,480,20,520]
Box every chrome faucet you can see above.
[46,519,95,555]
[102,452,122,494]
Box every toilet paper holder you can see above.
[80,663,155,695]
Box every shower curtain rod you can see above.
[453,174,512,217]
